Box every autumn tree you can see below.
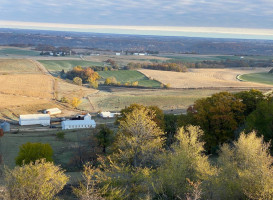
[73,163,104,200]
[104,77,117,85]
[193,92,245,153]
[5,159,68,200]
[235,89,265,116]
[66,66,99,83]
[156,126,216,199]
[15,142,53,166]
[116,103,165,131]
[96,107,164,199]
[113,107,164,167]
[210,132,273,199]
[73,76,82,86]
[71,97,82,108]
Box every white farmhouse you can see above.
[61,113,96,130]
[19,114,50,126]
[44,108,61,115]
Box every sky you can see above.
[1,0,273,39]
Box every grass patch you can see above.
[239,72,273,85]
[38,60,104,71]
[98,70,161,88]
[0,48,40,56]
[0,129,95,169]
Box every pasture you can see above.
[161,54,273,63]
[139,68,273,89]
[239,72,273,85]
[86,88,248,113]
[0,47,40,56]
[38,60,104,72]
[98,70,161,88]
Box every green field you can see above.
[0,48,41,56]
[38,60,104,71]
[239,72,273,85]
[163,55,273,63]
[98,70,162,88]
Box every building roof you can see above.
[62,119,96,126]
[44,108,61,114]
[19,114,50,121]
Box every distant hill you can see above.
[1,28,273,55]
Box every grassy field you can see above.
[98,70,162,88]
[0,48,40,56]
[87,88,245,113]
[0,129,98,169]
[38,60,104,72]
[239,72,273,85]
[162,54,273,63]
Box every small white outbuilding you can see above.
[44,108,62,115]
[99,112,120,118]
[61,113,96,130]
[19,114,50,126]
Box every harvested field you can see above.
[0,74,53,99]
[139,68,273,88]
[0,59,40,73]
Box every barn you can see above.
[19,114,50,126]
[44,108,61,115]
[61,113,96,130]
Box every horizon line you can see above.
[1,20,273,40]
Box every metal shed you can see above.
[19,114,50,126]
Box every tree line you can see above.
[1,89,273,199]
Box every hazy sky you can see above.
[1,0,273,39]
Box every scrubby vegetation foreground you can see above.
[1,89,273,200]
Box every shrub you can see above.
[56,131,65,139]
[15,142,54,166]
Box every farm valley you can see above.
[0,46,272,199]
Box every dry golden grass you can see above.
[0,59,40,73]
[139,68,273,88]
[0,74,53,99]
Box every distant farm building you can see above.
[61,113,96,130]
[19,114,50,126]
[1,122,10,132]
[115,52,121,56]
[44,108,61,115]
[99,111,120,118]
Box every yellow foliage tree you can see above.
[71,97,82,108]
[156,125,216,199]
[5,159,68,200]
[211,131,273,200]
